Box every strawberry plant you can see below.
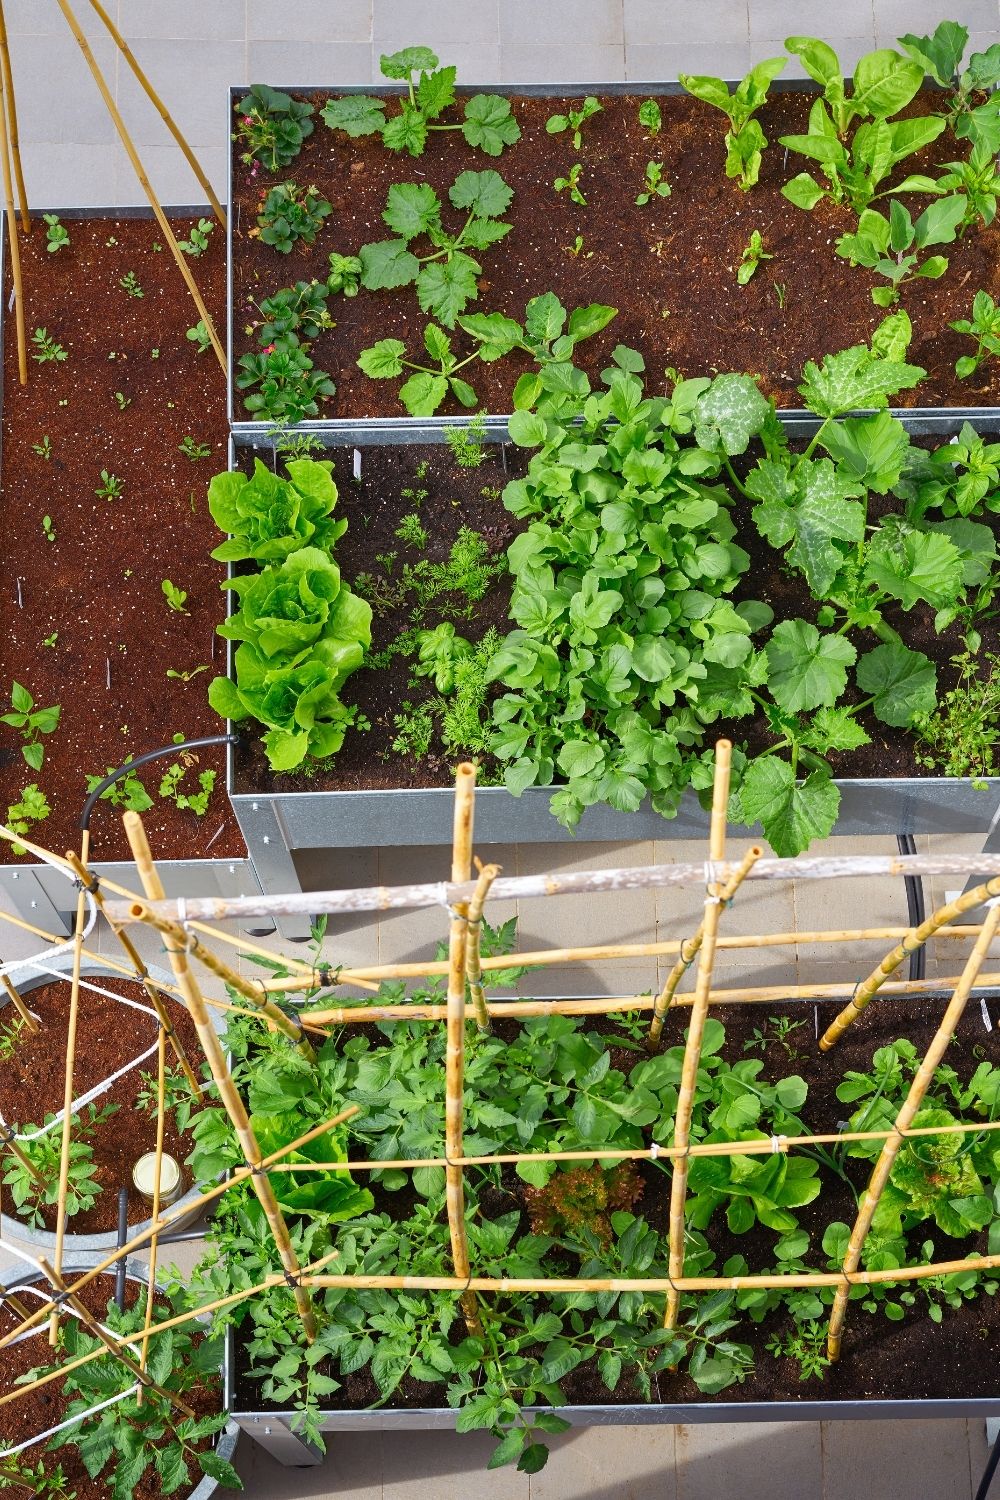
[235,83,314,170]
[235,344,335,423]
[255,181,332,254]
[255,279,334,345]
[679,58,786,189]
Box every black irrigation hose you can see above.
[79,733,241,833]
[114,1187,129,1311]
[896,832,926,983]
[975,1436,1000,1500]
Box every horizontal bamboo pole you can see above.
[102,853,1000,926]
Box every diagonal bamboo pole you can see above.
[53,0,227,374]
[1,973,38,1032]
[465,861,500,1033]
[123,811,318,1342]
[83,0,225,227]
[647,844,762,1052]
[819,875,1000,1051]
[664,741,732,1331]
[826,900,1000,1361]
[0,3,26,230]
[0,1117,47,1187]
[0,23,24,384]
[446,765,481,1337]
[65,850,203,1100]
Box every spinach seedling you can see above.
[322,46,519,157]
[635,161,671,205]
[554,162,586,205]
[31,435,51,459]
[42,213,69,252]
[737,230,773,284]
[564,234,593,258]
[679,58,786,188]
[161,579,189,614]
[546,95,602,149]
[41,514,55,543]
[1,683,60,771]
[186,321,211,354]
[950,289,1000,378]
[166,664,209,683]
[638,98,662,137]
[95,469,124,500]
[113,390,131,409]
[42,631,58,647]
[836,194,967,305]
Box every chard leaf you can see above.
[525,291,567,344]
[856,642,937,727]
[897,22,969,85]
[382,181,441,239]
[462,94,521,155]
[358,239,420,290]
[692,373,770,455]
[782,172,826,210]
[737,759,841,857]
[863,528,963,609]
[321,94,385,137]
[820,410,911,493]
[458,310,525,358]
[568,302,618,342]
[765,619,857,713]
[852,49,923,118]
[798,343,925,417]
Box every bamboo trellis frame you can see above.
[5,745,1000,1450]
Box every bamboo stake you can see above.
[124,897,315,1061]
[83,0,225,227]
[820,874,1000,1051]
[0,1465,30,1491]
[123,811,318,1342]
[1,973,38,1032]
[826,901,1000,1361]
[445,765,481,1337]
[0,4,26,230]
[137,1019,167,1400]
[0,1118,48,1187]
[665,742,731,1330]
[0,21,24,384]
[0,1106,358,1353]
[647,845,762,1052]
[465,861,500,1033]
[49,834,90,1343]
[52,0,226,374]
[64,850,203,1100]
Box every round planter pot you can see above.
[0,1254,239,1499]
[0,952,223,1253]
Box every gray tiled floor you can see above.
[4,0,1000,1496]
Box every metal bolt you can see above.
[262,836,270,845]
[252,802,259,812]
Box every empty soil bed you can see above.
[232,988,1000,1412]
[230,88,1000,421]
[0,214,245,863]
[0,974,207,1236]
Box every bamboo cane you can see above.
[647,845,762,1052]
[465,861,500,1033]
[0,24,24,384]
[1,1291,32,1321]
[826,900,1000,1362]
[445,765,481,1337]
[0,1106,358,1352]
[0,1465,30,1491]
[124,897,315,1061]
[83,0,225,227]
[52,0,226,374]
[123,811,318,1343]
[64,850,203,1099]
[1,973,38,1032]
[0,4,26,230]
[49,834,90,1343]
[137,1020,167,1400]
[0,1117,48,1187]
[665,742,731,1331]
[820,876,1000,1051]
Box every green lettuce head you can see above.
[208,457,347,564]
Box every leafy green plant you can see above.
[31,434,52,459]
[525,1162,643,1248]
[638,98,662,137]
[743,1014,807,1058]
[2,1103,116,1227]
[256,181,332,254]
[159,760,217,815]
[5,784,50,855]
[178,217,214,256]
[835,195,967,305]
[737,229,773,284]
[209,457,346,564]
[395,512,428,549]
[41,513,55,543]
[912,651,1000,781]
[31,327,67,363]
[553,161,586,205]
[95,469,123,500]
[321,47,519,157]
[937,144,1000,229]
[412,622,474,691]
[166,664,209,684]
[256,279,333,345]
[391,699,435,759]
[161,578,189,614]
[445,411,487,468]
[186,320,211,354]
[356,171,513,327]
[784,37,924,136]
[950,289,1000,379]
[546,96,602,149]
[765,1320,832,1380]
[780,94,945,213]
[235,83,314,170]
[897,21,1000,150]
[84,760,153,813]
[43,213,69,252]
[679,58,786,189]
[0,1013,24,1063]
[179,435,212,461]
[236,344,336,423]
[357,322,482,416]
[327,251,362,297]
[636,161,670,206]
[119,270,143,298]
[0,1455,75,1498]
[1,681,60,771]
[894,421,1000,522]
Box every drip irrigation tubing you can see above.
[897,832,926,983]
[79,732,241,831]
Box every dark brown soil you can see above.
[230,90,1000,420]
[0,975,207,1235]
[0,215,245,863]
[0,1273,223,1500]
[233,988,1000,1411]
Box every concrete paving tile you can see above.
[375,842,516,966]
[114,38,246,147]
[118,0,247,41]
[675,1419,821,1499]
[3,0,69,32]
[501,0,624,47]
[248,40,375,86]
[626,40,752,80]
[821,1417,974,1500]
[752,36,878,74]
[749,0,876,42]
[382,1428,529,1499]
[625,0,750,48]
[501,41,625,83]
[373,0,500,50]
[249,0,372,43]
[520,962,657,998]
[529,1424,678,1499]
[236,1428,383,1499]
[515,841,656,956]
[7,32,120,145]
[111,142,228,207]
[874,0,1000,41]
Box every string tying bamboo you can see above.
[826,900,1000,1361]
[465,860,500,1033]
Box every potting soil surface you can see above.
[230,89,1000,419]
